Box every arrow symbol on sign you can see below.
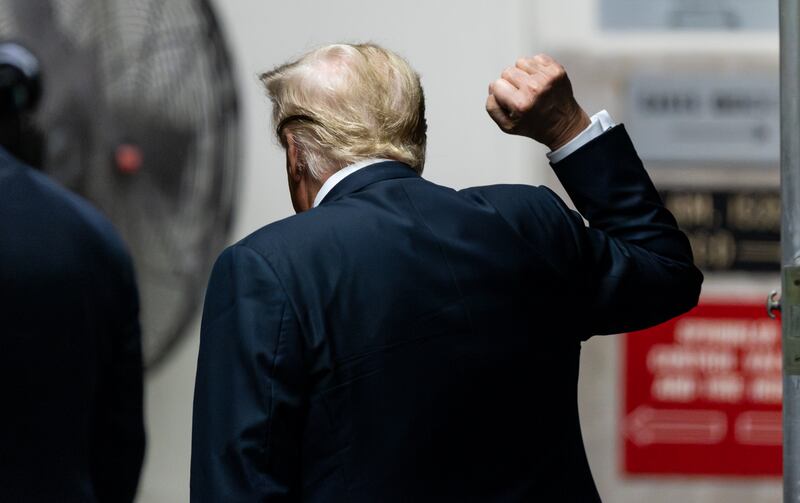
[735,411,782,446]
[625,406,728,446]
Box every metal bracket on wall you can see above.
[767,290,782,319]
[782,266,800,375]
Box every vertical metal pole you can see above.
[782,1,800,501]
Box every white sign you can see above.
[601,0,778,31]
[625,75,779,164]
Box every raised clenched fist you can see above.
[486,54,590,151]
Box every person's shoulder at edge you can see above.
[2,151,133,267]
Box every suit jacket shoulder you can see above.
[0,150,132,272]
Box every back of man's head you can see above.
[0,42,43,167]
[260,43,427,181]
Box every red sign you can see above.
[623,302,782,476]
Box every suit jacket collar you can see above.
[318,161,420,206]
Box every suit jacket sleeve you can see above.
[90,245,146,503]
[471,125,702,337]
[191,244,306,502]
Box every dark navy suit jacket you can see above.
[0,147,145,502]
[191,126,702,502]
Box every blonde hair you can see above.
[260,43,427,180]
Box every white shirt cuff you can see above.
[546,110,617,164]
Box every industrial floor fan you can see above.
[0,0,240,369]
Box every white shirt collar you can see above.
[312,158,391,207]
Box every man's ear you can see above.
[285,132,304,182]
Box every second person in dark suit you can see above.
[0,41,145,503]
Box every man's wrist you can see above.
[545,105,591,151]
[547,110,618,164]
